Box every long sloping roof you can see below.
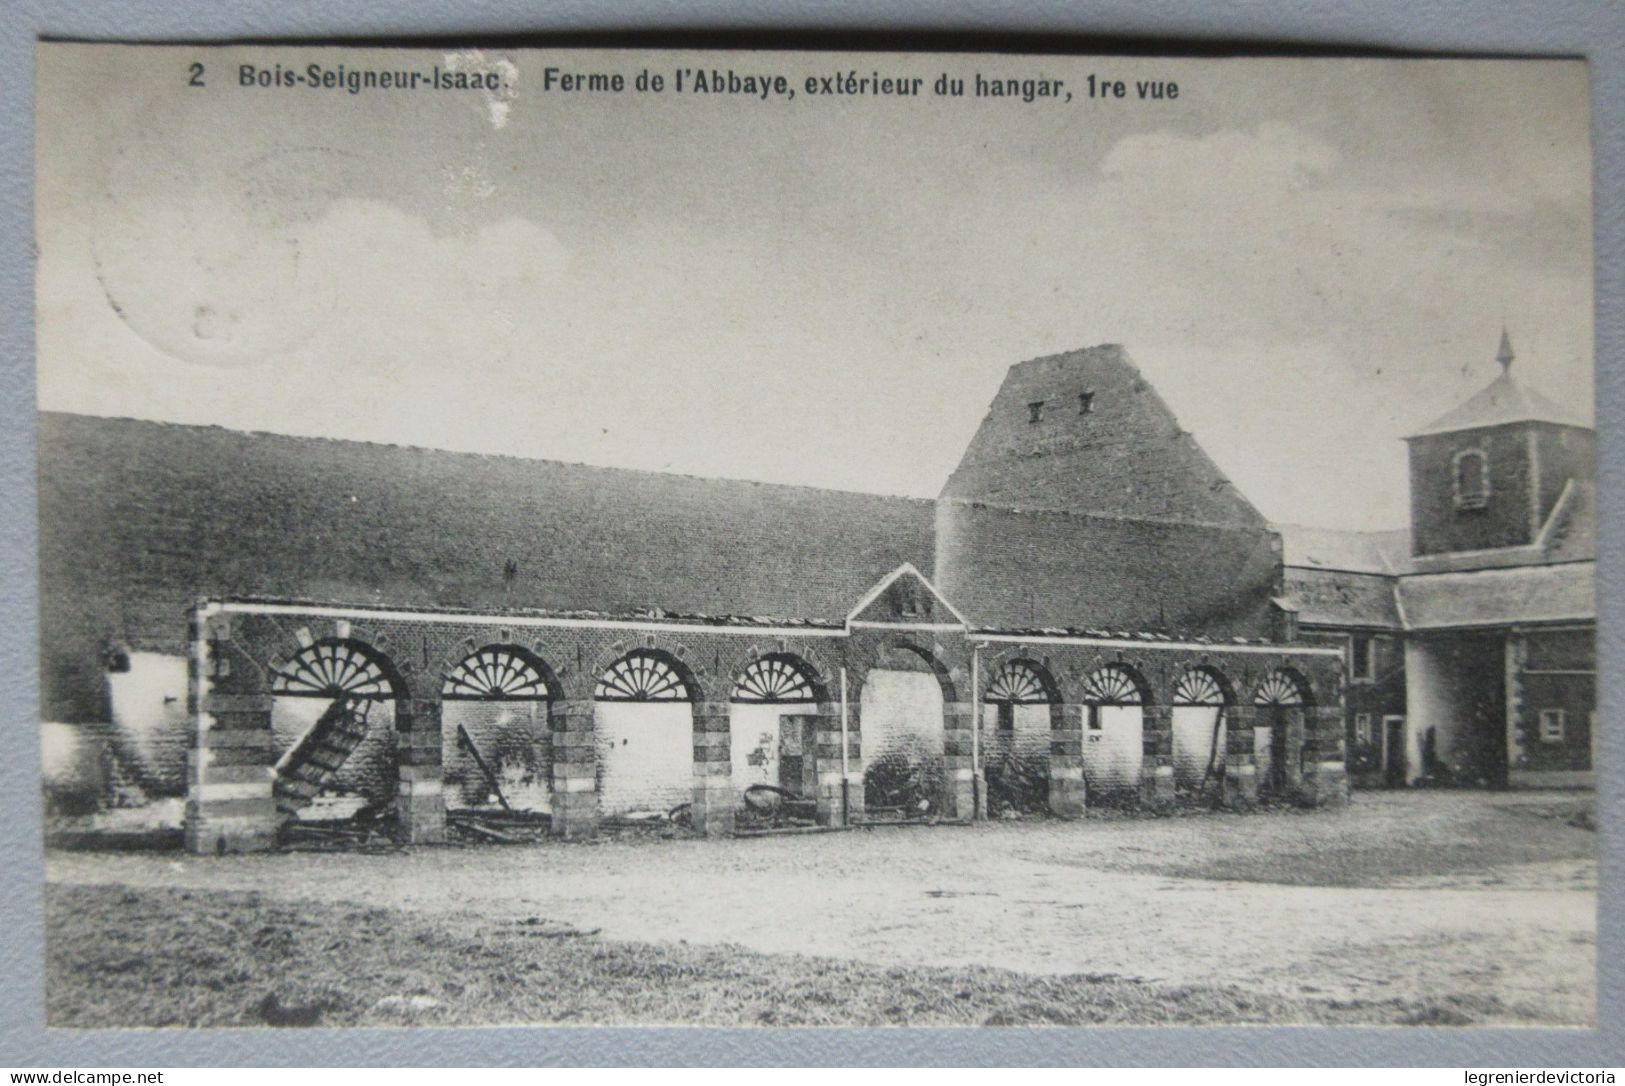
[1408,370,1589,439]
[37,411,936,666]
[1279,567,1403,629]
[1276,524,1412,574]
[1398,562,1595,631]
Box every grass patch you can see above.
[46,884,1531,1028]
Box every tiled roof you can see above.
[1279,567,1403,630]
[36,411,939,719]
[1276,524,1412,574]
[1408,371,1589,439]
[941,345,1269,529]
[1397,562,1595,631]
[37,411,939,632]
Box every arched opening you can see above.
[729,654,824,809]
[1080,664,1147,803]
[268,638,403,821]
[860,643,951,818]
[593,649,697,818]
[1453,447,1489,509]
[1171,666,1234,795]
[981,658,1057,815]
[441,644,555,813]
[1254,669,1312,796]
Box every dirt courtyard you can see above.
[45,790,1597,1026]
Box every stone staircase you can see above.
[273,696,374,820]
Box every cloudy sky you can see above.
[36,45,1593,530]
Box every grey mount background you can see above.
[1,0,1620,1068]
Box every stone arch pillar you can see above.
[185,609,277,855]
[692,699,734,836]
[1140,705,1176,809]
[1304,706,1350,807]
[1048,703,1086,817]
[395,697,446,844]
[1223,705,1260,809]
[812,705,860,827]
[549,698,599,838]
[943,700,978,820]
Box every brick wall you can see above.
[935,500,1281,637]
[1535,425,1597,526]
[1408,425,1538,555]
[1510,627,1596,775]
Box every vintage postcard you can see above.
[35,42,1596,1029]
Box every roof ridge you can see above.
[38,409,937,507]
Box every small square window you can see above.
[1078,392,1095,414]
[1539,709,1565,743]
[1027,401,1045,423]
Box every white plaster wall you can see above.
[41,721,101,794]
[861,670,946,806]
[106,651,189,795]
[728,703,785,792]
[1172,705,1225,789]
[1404,640,1467,784]
[861,670,945,761]
[1082,705,1143,797]
[595,701,693,816]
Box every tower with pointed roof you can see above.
[1404,332,1594,559]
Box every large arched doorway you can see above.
[1255,669,1312,796]
[1080,664,1147,803]
[593,649,696,817]
[729,654,823,805]
[441,644,555,812]
[860,645,949,817]
[1172,667,1233,795]
[981,659,1057,814]
[268,638,402,821]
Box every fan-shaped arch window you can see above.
[1453,448,1489,509]
[1173,668,1228,707]
[732,655,818,703]
[442,645,551,701]
[1081,665,1144,706]
[271,639,395,699]
[1255,670,1307,706]
[595,651,693,702]
[984,660,1053,704]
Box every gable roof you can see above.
[941,344,1269,529]
[845,563,968,628]
[1408,370,1590,439]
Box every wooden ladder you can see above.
[273,696,374,820]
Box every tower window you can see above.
[1453,448,1489,510]
[1078,391,1095,414]
[1350,635,1374,681]
[1027,401,1044,423]
[1539,709,1565,743]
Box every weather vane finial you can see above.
[1497,328,1515,375]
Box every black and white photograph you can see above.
[33,42,1598,1030]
